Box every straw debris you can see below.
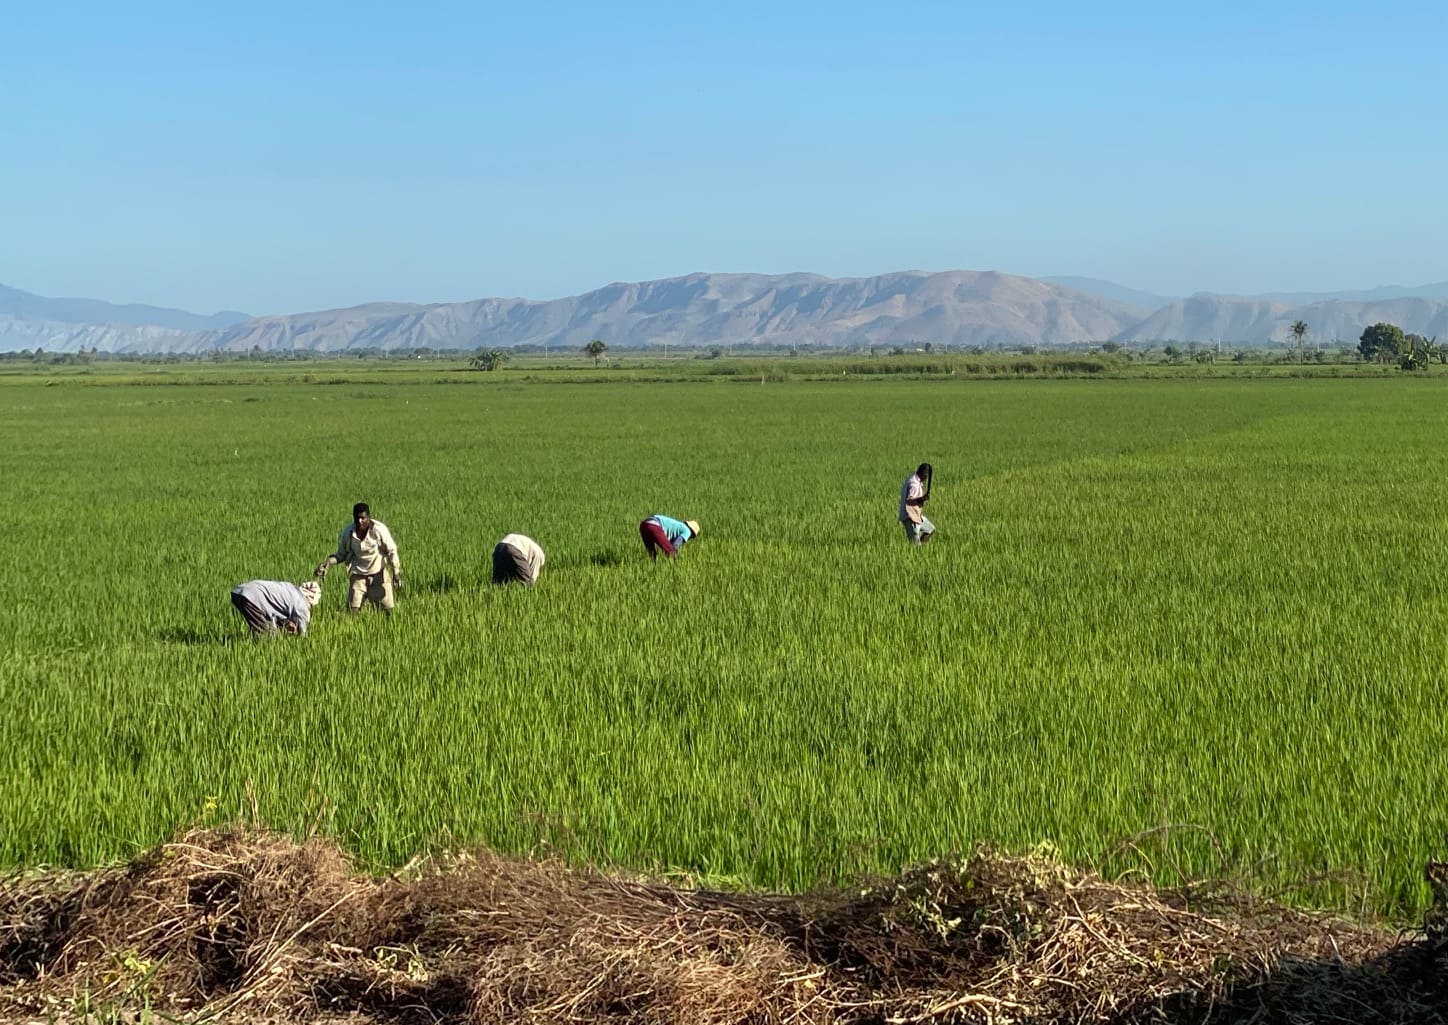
[2,829,1443,1023]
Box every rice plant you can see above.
[3,372,1446,917]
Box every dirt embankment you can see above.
[2,828,1444,1024]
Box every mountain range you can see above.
[0,284,249,332]
[4,272,1447,354]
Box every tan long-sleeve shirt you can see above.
[333,520,401,578]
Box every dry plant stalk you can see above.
[1,829,1442,1024]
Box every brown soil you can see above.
[2,828,1444,1024]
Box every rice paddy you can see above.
[3,368,1446,918]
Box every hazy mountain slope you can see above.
[1290,298,1448,343]
[178,270,1146,354]
[1115,296,1295,343]
[0,283,248,330]
[1253,282,1448,303]
[1115,294,1448,344]
[1042,276,1175,310]
[0,316,193,352]
[10,272,1448,354]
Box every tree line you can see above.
[1356,323,1443,370]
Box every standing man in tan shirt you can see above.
[315,502,404,613]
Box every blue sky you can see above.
[3,0,1445,315]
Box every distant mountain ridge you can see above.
[1042,276,1179,310]
[186,270,1148,354]
[0,284,248,331]
[1114,294,1448,345]
[0,272,1146,353]
[1250,282,1448,304]
[3,273,1448,353]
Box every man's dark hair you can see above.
[917,463,932,478]
[353,502,370,518]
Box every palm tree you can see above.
[1289,320,1308,361]
[584,339,608,366]
[469,347,510,371]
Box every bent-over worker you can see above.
[230,579,321,636]
[638,514,700,560]
[492,533,546,586]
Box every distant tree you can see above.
[1399,334,1441,371]
[1359,322,1406,364]
[1162,344,1181,362]
[469,347,511,371]
[1405,334,1436,356]
[889,346,906,356]
[1289,320,1308,360]
[1101,341,1122,354]
[584,339,608,366]
[923,342,934,353]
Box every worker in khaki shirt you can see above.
[491,533,545,586]
[315,502,404,613]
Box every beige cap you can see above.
[300,581,322,606]
[685,520,701,538]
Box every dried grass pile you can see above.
[1,828,1444,1024]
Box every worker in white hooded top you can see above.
[491,533,546,586]
[230,579,322,636]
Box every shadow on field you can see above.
[588,548,625,567]
[418,573,459,595]
[4,829,1445,1025]
[1141,942,1448,1024]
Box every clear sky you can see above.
[3,0,1445,315]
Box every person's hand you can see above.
[313,562,329,579]
[394,574,406,592]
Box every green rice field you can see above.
[3,366,1446,918]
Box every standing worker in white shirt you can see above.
[898,462,935,545]
[315,502,404,613]
[491,533,546,586]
